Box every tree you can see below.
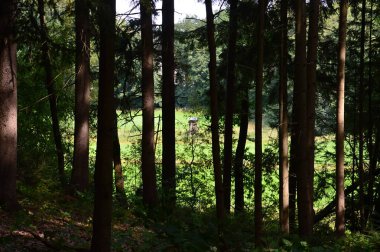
[223,0,238,214]
[305,0,319,215]
[293,0,313,236]
[140,0,158,207]
[113,111,127,205]
[205,0,225,223]
[255,0,266,245]
[335,0,348,237]
[0,0,18,209]
[90,0,115,250]
[37,0,65,186]
[358,0,366,230]
[162,0,176,209]
[71,0,90,192]
[279,0,289,235]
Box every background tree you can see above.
[90,0,116,249]
[140,0,158,207]
[71,0,90,192]
[0,0,18,209]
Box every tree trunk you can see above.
[335,0,348,237]
[71,0,90,192]
[223,0,238,214]
[305,0,319,216]
[90,0,115,250]
[294,0,312,237]
[113,111,127,205]
[205,0,225,223]
[255,0,266,245]
[0,0,18,209]
[358,0,366,231]
[279,0,289,235]
[37,0,65,187]
[140,0,158,207]
[289,136,296,231]
[234,82,248,214]
[162,0,176,209]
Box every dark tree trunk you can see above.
[305,0,319,215]
[113,111,127,205]
[358,0,366,231]
[255,0,266,245]
[279,0,289,235]
[335,0,348,237]
[140,0,158,207]
[0,0,18,209]
[162,0,176,209]
[90,0,115,250]
[37,0,65,186]
[71,0,90,192]
[294,0,313,237]
[289,137,296,231]
[205,0,225,223]
[234,83,248,214]
[223,0,238,214]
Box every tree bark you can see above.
[255,0,266,245]
[37,0,65,187]
[113,111,127,205]
[140,0,158,207]
[223,0,238,214]
[305,0,319,216]
[279,0,289,235]
[358,0,366,231]
[162,0,176,209]
[234,82,248,214]
[0,0,18,209]
[90,0,115,250]
[205,0,225,223]
[335,0,348,237]
[294,0,313,237]
[71,0,90,192]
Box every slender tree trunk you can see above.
[335,0,348,237]
[358,0,366,231]
[90,0,115,250]
[234,81,248,214]
[365,0,374,225]
[113,111,127,205]
[294,0,312,237]
[140,0,158,207]
[305,0,319,215]
[205,0,225,223]
[37,0,65,186]
[0,0,18,209]
[279,0,289,235]
[255,0,266,245]
[289,137,296,231]
[223,0,238,214]
[71,0,90,192]
[162,0,176,209]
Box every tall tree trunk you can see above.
[255,0,266,245]
[234,81,248,214]
[358,0,366,231]
[365,0,374,225]
[279,0,289,235]
[37,0,65,186]
[335,0,348,237]
[289,136,296,231]
[305,0,319,216]
[223,0,238,214]
[162,0,176,209]
[140,0,158,207]
[90,0,115,250]
[113,111,127,205]
[205,0,225,224]
[294,0,312,237]
[71,0,90,192]
[0,0,18,209]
